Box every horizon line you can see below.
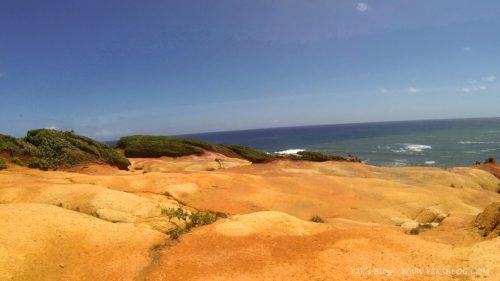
[176,116,500,138]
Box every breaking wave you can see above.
[274,149,306,155]
[391,144,432,153]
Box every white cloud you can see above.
[463,47,472,52]
[467,79,477,84]
[462,85,487,93]
[356,3,369,12]
[408,87,419,93]
[483,75,496,82]
[45,126,58,130]
[379,88,389,94]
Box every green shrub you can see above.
[117,135,358,164]
[187,211,216,228]
[117,135,205,158]
[28,157,50,170]
[162,207,189,221]
[0,134,38,159]
[117,135,272,163]
[11,157,23,166]
[25,129,130,170]
[161,207,217,239]
[281,151,348,162]
[168,226,188,240]
[0,157,7,170]
[310,215,325,223]
[222,145,273,163]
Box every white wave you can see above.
[392,144,432,153]
[405,144,432,152]
[274,149,305,155]
[424,161,436,165]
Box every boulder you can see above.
[475,202,500,238]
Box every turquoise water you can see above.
[186,118,500,167]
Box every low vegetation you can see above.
[1,130,359,170]
[0,129,130,170]
[0,134,38,165]
[117,135,357,164]
[280,151,354,162]
[0,157,7,170]
[222,145,273,163]
[117,135,274,163]
[310,215,325,223]
[161,207,217,239]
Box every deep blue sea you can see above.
[185,118,500,168]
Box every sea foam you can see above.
[405,144,432,152]
[274,149,305,155]
[392,144,432,153]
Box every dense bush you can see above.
[27,157,50,170]
[117,135,358,164]
[11,157,23,166]
[117,135,205,158]
[0,157,7,170]
[117,135,273,163]
[25,129,130,170]
[0,129,130,170]
[0,134,38,164]
[222,145,273,163]
[281,151,349,162]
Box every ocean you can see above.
[185,118,500,168]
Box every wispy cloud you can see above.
[461,85,487,93]
[467,75,496,84]
[377,87,421,94]
[483,75,496,82]
[463,46,472,52]
[45,126,58,130]
[355,3,369,12]
[379,88,389,94]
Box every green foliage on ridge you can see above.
[117,134,359,164]
[0,129,130,170]
[117,135,274,163]
[0,157,7,170]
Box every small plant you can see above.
[161,207,217,239]
[187,211,216,228]
[168,226,188,240]
[310,215,325,223]
[162,207,189,221]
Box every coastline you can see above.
[0,130,499,280]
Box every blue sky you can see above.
[1,1,499,140]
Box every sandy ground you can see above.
[0,156,499,280]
